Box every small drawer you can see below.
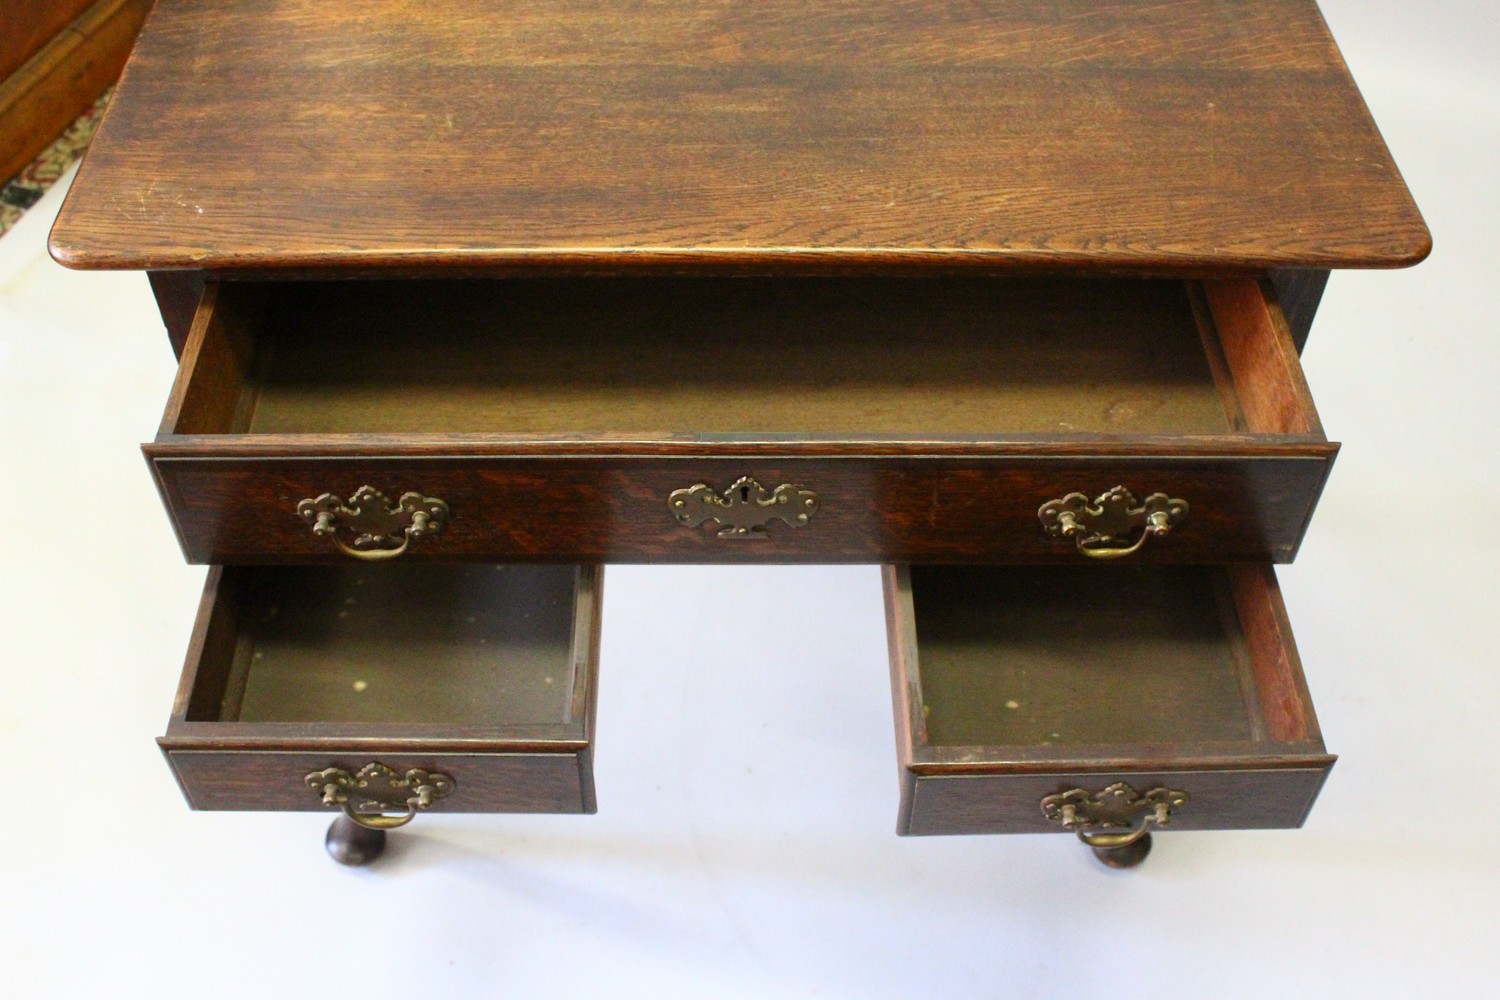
[885,563,1333,838]
[145,276,1332,565]
[159,563,602,819]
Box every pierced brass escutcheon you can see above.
[296,486,448,560]
[1038,486,1188,559]
[1040,782,1189,848]
[668,477,819,539]
[305,763,455,830]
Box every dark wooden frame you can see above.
[0,0,150,182]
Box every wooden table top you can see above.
[49,0,1429,274]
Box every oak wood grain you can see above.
[50,0,1428,273]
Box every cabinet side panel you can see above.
[1266,269,1330,353]
[148,270,207,358]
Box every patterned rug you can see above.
[0,88,112,238]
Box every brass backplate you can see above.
[305,762,455,822]
[668,477,819,539]
[297,486,448,557]
[1040,782,1188,834]
[1038,486,1188,557]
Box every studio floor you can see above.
[1,2,1497,997]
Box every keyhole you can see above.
[740,485,751,502]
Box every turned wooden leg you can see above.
[1091,831,1152,869]
[325,815,387,866]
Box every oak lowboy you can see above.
[50,0,1428,870]
[147,275,1332,565]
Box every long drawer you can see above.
[145,276,1334,564]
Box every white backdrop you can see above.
[1,2,1495,996]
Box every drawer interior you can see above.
[891,563,1323,756]
[163,276,1319,440]
[182,564,593,729]
[913,566,1254,746]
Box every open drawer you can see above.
[146,276,1334,564]
[884,563,1334,849]
[159,563,602,820]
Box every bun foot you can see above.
[1091,831,1152,869]
[325,816,387,866]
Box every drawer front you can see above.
[166,749,594,814]
[148,452,1333,564]
[900,765,1332,836]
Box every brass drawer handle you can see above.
[297,486,448,560]
[305,763,455,830]
[1038,486,1188,559]
[1040,782,1188,848]
[669,476,819,539]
